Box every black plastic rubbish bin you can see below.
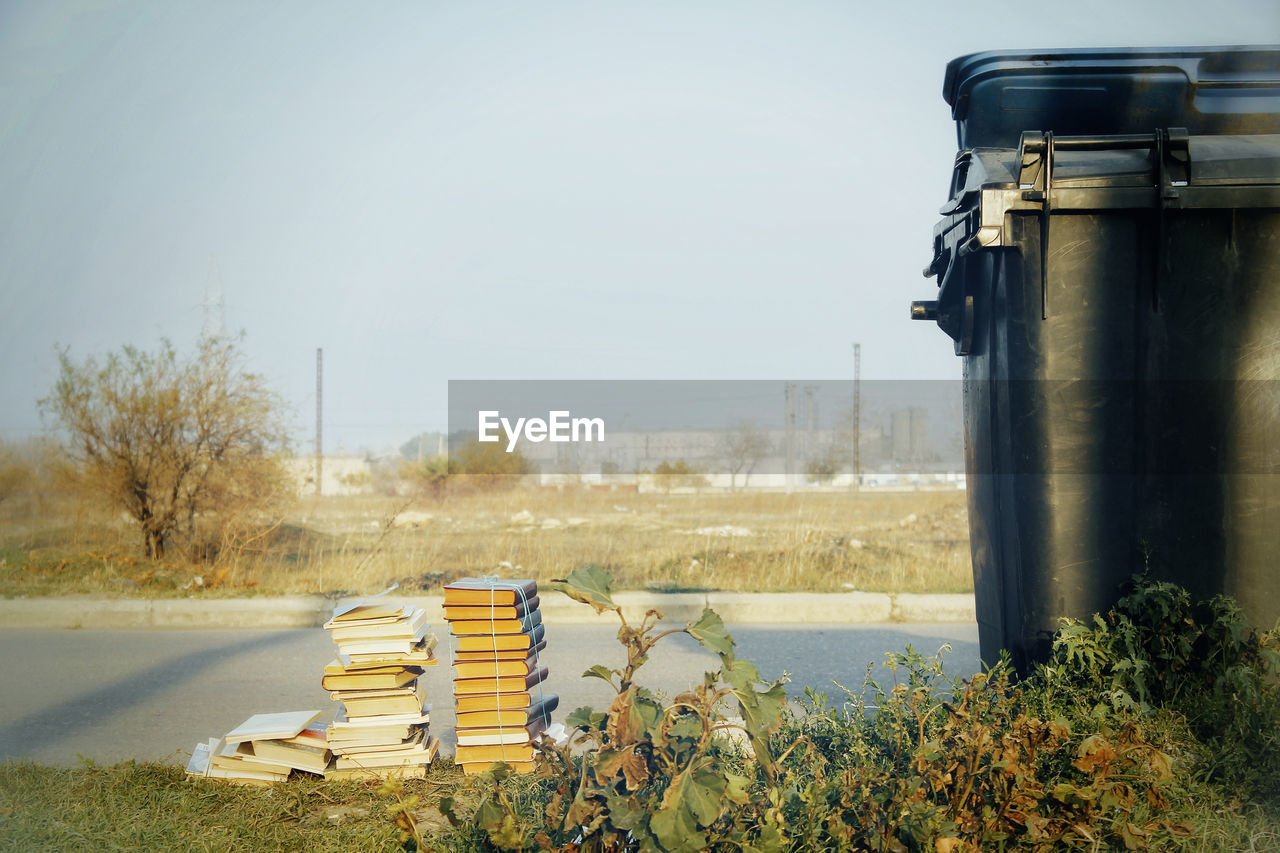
[912,46,1280,672]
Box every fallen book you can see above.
[447,609,542,637]
[248,723,332,774]
[454,666,548,697]
[454,623,544,654]
[185,739,213,777]
[205,768,289,785]
[208,739,292,781]
[455,694,559,729]
[443,595,540,621]
[223,710,321,745]
[443,577,538,607]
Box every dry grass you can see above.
[0,487,971,597]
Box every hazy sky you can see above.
[2,1,1276,453]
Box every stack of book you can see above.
[321,589,441,779]
[443,577,557,776]
[185,710,325,785]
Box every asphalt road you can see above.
[0,622,979,767]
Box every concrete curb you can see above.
[0,591,975,630]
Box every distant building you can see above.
[890,407,930,464]
[286,455,374,496]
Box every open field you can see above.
[0,488,970,598]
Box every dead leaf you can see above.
[619,752,650,791]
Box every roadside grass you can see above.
[1,760,1275,853]
[0,758,447,852]
[0,488,970,598]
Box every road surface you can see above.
[0,622,979,766]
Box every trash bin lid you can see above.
[946,46,1280,150]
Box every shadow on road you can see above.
[0,631,306,759]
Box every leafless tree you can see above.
[719,421,772,490]
[41,336,292,560]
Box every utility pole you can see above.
[315,348,323,497]
[784,383,797,494]
[201,258,225,341]
[804,385,818,458]
[852,343,861,490]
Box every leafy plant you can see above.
[467,565,788,852]
[1045,575,1280,800]
[450,571,1277,852]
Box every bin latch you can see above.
[1158,128,1191,207]
[912,252,975,356]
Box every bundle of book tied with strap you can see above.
[321,586,441,779]
[443,577,557,776]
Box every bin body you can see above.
[914,47,1280,671]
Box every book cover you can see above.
[334,622,431,656]
[322,660,423,677]
[454,743,535,764]
[340,693,426,718]
[321,664,420,692]
[455,694,559,729]
[324,763,429,781]
[443,595,540,621]
[455,691,533,714]
[332,737,439,769]
[250,738,332,773]
[185,738,214,777]
[456,713,550,747]
[452,654,539,681]
[326,584,402,624]
[339,636,439,669]
[332,731,427,754]
[455,623,544,653]
[443,578,537,607]
[223,710,321,744]
[327,722,419,743]
[210,740,292,777]
[452,639,547,663]
[460,760,534,776]
[448,609,542,637]
[453,666,548,697]
[329,707,430,729]
[205,765,290,784]
[329,684,420,703]
[327,607,429,642]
